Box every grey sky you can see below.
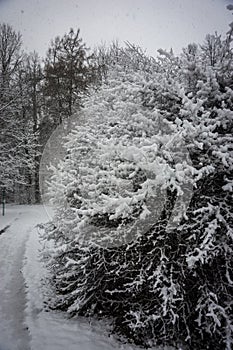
[0,0,232,58]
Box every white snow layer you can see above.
[0,205,162,350]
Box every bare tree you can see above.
[43,28,97,124]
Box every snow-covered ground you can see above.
[0,205,161,350]
[0,204,49,350]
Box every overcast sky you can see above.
[0,0,233,58]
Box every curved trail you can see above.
[0,205,158,350]
[0,205,50,350]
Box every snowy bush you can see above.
[43,36,233,349]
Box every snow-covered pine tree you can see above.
[44,33,233,349]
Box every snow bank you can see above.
[23,206,156,350]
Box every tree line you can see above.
[0,24,100,203]
[1,22,232,205]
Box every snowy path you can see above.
[0,205,50,350]
[0,205,152,350]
